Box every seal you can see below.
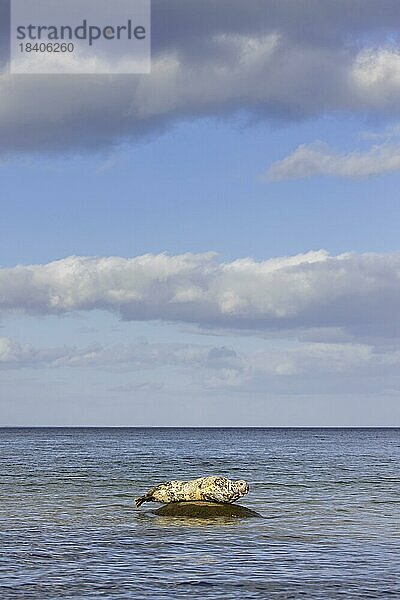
[135,476,249,507]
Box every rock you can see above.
[153,501,262,518]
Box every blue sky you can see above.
[3,116,400,266]
[1,1,400,425]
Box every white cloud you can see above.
[352,48,400,101]
[0,337,37,365]
[267,139,400,180]
[1,250,400,341]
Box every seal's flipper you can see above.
[135,495,150,507]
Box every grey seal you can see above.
[135,476,249,507]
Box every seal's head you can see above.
[235,479,250,496]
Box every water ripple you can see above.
[1,427,399,598]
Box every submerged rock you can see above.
[153,501,261,518]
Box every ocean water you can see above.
[0,428,399,599]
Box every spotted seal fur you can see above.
[135,476,249,507]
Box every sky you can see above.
[1,0,400,426]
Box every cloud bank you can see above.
[3,1,400,153]
[0,336,240,372]
[2,335,400,397]
[1,250,400,341]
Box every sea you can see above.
[0,427,399,599]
